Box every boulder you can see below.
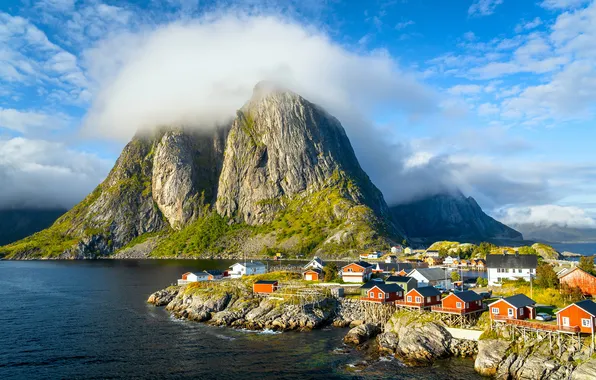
[474,339,511,376]
[344,323,380,345]
[572,359,596,380]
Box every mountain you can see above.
[0,209,66,246]
[510,224,596,243]
[0,83,402,259]
[390,192,523,245]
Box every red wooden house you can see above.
[303,268,322,281]
[361,283,404,303]
[556,300,596,334]
[340,261,373,283]
[489,294,536,320]
[438,291,484,314]
[559,267,596,296]
[253,280,278,294]
[400,286,442,309]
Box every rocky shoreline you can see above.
[148,282,596,379]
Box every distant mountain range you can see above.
[0,209,66,246]
[509,223,596,243]
[390,192,523,246]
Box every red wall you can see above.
[489,300,532,320]
[560,269,596,296]
[303,271,320,281]
[442,294,483,312]
[405,289,441,306]
[253,283,277,293]
[365,288,403,302]
[557,305,595,334]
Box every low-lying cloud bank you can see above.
[498,205,596,229]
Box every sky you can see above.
[1,0,596,229]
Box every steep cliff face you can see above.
[391,192,522,245]
[1,84,400,259]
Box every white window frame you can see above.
[415,296,422,303]
[456,302,462,308]
[582,318,591,327]
[520,308,524,316]
[562,316,570,326]
[385,293,389,299]
[378,293,382,299]
[508,308,514,317]
[492,307,499,315]
[407,296,412,302]
[426,297,431,303]
[369,291,375,298]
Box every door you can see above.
[306,274,312,281]
[562,317,570,327]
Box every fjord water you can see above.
[0,260,479,379]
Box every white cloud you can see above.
[447,84,483,95]
[395,20,415,30]
[0,108,71,133]
[540,0,591,10]
[81,14,438,140]
[0,137,111,209]
[499,205,596,228]
[468,0,503,17]
[477,102,500,116]
[515,17,542,33]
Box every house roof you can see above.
[376,263,414,272]
[361,280,383,289]
[343,261,373,269]
[559,267,596,280]
[254,280,278,285]
[486,254,538,269]
[303,268,322,274]
[412,286,442,297]
[450,290,483,303]
[203,269,223,276]
[231,261,266,269]
[491,294,536,308]
[556,300,596,317]
[410,268,448,282]
[386,275,414,283]
[189,272,208,277]
[304,257,325,269]
[372,283,404,293]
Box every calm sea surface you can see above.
[550,242,596,256]
[0,260,480,379]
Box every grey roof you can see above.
[451,290,483,303]
[411,268,448,281]
[386,275,415,284]
[303,268,322,274]
[254,280,278,284]
[413,286,442,297]
[232,261,266,269]
[501,294,536,308]
[486,254,537,269]
[376,263,414,272]
[575,300,596,316]
[361,280,383,289]
[203,269,223,276]
[373,283,403,293]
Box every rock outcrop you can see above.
[1,83,402,259]
[343,323,380,345]
[391,192,523,245]
[474,339,511,376]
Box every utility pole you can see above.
[530,272,533,300]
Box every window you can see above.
[437,295,440,301]
[426,297,431,303]
[518,269,522,273]
[465,302,469,308]
[582,318,592,327]
[508,308,514,317]
[369,291,374,298]
[456,302,462,308]
[415,296,422,303]
[562,317,570,326]
[378,293,382,299]
[385,293,389,299]
[492,307,499,315]
[520,308,524,316]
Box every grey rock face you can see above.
[572,359,596,380]
[215,87,394,227]
[474,339,511,377]
[391,192,523,244]
[344,323,381,345]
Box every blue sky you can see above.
[1,0,596,229]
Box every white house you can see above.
[391,245,403,254]
[229,262,267,279]
[486,254,537,286]
[425,250,440,258]
[303,256,325,271]
[407,268,452,290]
[444,256,460,266]
[178,271,209,285]
[341,261,373,283]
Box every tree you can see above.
[561,283,584,304]
[578,255,595,275]
[518,246,538,256]
[401,239,409,248]
[535,263,559,288]
[451,271,461,282]
[476,277,488,287]
[438,247,449,258]
[323,263,339,282]
[474,242,496,258]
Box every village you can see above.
[173,243,596,354]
